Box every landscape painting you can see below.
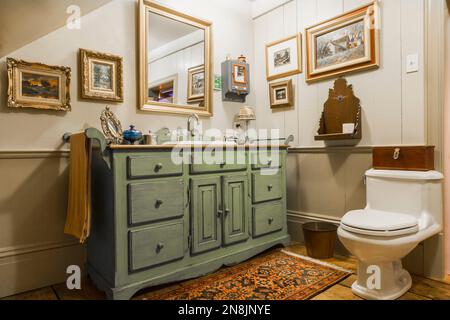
[274,48,291,68]
[21,72,60,100]
[305,2,380,82]
[265,34,302,81]
[275,88,287,100]
[92,62,113,91]
[80,49,123,102]
[7,58,71,111]
[315,20,365,70]
[192,72,204,96]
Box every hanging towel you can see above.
[64,133,92,244]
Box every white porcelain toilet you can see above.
[338,169,443,300]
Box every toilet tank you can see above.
[365,169,443,227]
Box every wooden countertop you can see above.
[109,143,290,150]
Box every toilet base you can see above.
[352,260,412,300]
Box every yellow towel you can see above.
[64,133,92,244]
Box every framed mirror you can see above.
[139,0,213,117]
[100,107,123,145]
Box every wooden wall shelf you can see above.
[314,78,362,142]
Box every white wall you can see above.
[0,0,255,150]
[252,0,426,147]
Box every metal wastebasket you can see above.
[302,222,338,259]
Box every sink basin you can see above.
[162,140,237,146]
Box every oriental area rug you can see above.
[138,249,352,300]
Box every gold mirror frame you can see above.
[138,0,213,117]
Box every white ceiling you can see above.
[148,11,201,51]
[0,0,113,57]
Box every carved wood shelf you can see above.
[314,78,362,142]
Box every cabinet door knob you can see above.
[225,208,230,216]
[268,218,274,225]
[155,200,164,208]
[217,209,223,217]
[267,159,272,166]
[267,184,273,191]
[156,243,164,252]
[155,163,163,172]
[220,161,226,167]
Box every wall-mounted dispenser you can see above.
[221,55,250,103]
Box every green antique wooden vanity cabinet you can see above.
[86,130,290,300]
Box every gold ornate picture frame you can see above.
[269,79,294,109]
[100,106,123,145]
[7,58,71,111]
[265,34,302,81]
[187,65,205,103]
[305,2,380,82]
[80,49,124,102]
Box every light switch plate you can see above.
[406,53,419,73]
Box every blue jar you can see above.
[123,125,143,144]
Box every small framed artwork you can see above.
[269,79,294,109]
[80,49,123,102]
[187,65,205,103]
[265,34,302,81]
[232,64,247,85]
[7,58,71,111]
[305,2,380,82]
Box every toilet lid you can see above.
[341,210,419,237]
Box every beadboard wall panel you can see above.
[0,152,85,298]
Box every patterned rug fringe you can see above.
[281,250,354,274]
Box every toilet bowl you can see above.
[338,169,443,300]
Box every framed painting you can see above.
[80,49,124,102]
[305,2,380,82]
[269,79,294,109]
[265,34,302,81]
[187,65,205,103]
[7,58,71,111]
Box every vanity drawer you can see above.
[190,151,247,173]
[128,154,182,178]
[251,150,281,169]
[252,202,283,237]
[128,179,184,225]
[129,221,184,272]
[252,171,283,203]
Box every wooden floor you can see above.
[2,244,450,300]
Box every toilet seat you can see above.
[341,209,419,237]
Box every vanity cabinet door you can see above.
[190,177,222,254]
[222,175,249,246]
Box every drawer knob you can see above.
[156,243,164,252]
[267,159,272,166]
[267,184,273,191]
[155,200,164,208]
[154,163,163,172]
[268,218,274,225]
[220,161,226,167]
[393,148,401,160]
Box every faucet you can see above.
[187,113,199,138]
